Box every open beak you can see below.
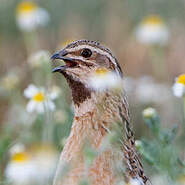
[51,50,77,73]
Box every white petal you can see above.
[17,11,39,32]
[89,76,105,90]
[135,24,169,45]
[9,144,25,155]
[36,103,44,113]
[5,162,37,184]
[24,84,38,98]
[16,8,49,32]
[49,87,60,100]
[47,100,56,111]
[88,72,122,91]
[49,92,58,100]
[35,8,50,26]
[26,100,37,113]
[106,73,122,88]
[172,83,184,97]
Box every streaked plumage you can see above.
[51,40,151,185]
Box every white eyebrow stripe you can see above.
[67,45,118,67]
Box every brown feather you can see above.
[52,40,152,185]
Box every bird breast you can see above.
[55,110,124,185]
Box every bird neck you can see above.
[65,75,130,147]
[61,90,123,162]
[73,91,105,117]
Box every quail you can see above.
[51,40,151,185]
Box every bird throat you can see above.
[62,73,92,107]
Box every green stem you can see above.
[183,96,185,124]
[150,46,167,80]
[23,31,40,56]
[42,103,53,143]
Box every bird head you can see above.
[51,40,123,106]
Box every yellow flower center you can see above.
[143,15,164,26]
[16,1,37,15]
[12,152,29,163]
[94,68,109,76]
[177,74,185,85]
[33,92,45,102]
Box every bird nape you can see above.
[51,40,151,185]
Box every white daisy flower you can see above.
[24,84,58,113]
[88,68,123,91]
[5,151,37,185]
[28,50,50,68]
[172,74,185,98]
[135,15,169,45]
[6,144,58,185]
[142,107,157,119]
[135,76,171,104]
[16,1,50,32]
[30,144,58,183]
[9,143,25,156]
[1,72,20,91]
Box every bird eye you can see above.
[81,48,92,58]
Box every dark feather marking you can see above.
[62,72,91,106]
[65,39,123,77]
[66,40,118,63]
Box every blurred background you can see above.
[0,0,185,184]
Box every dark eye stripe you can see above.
[66,46,122,75]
